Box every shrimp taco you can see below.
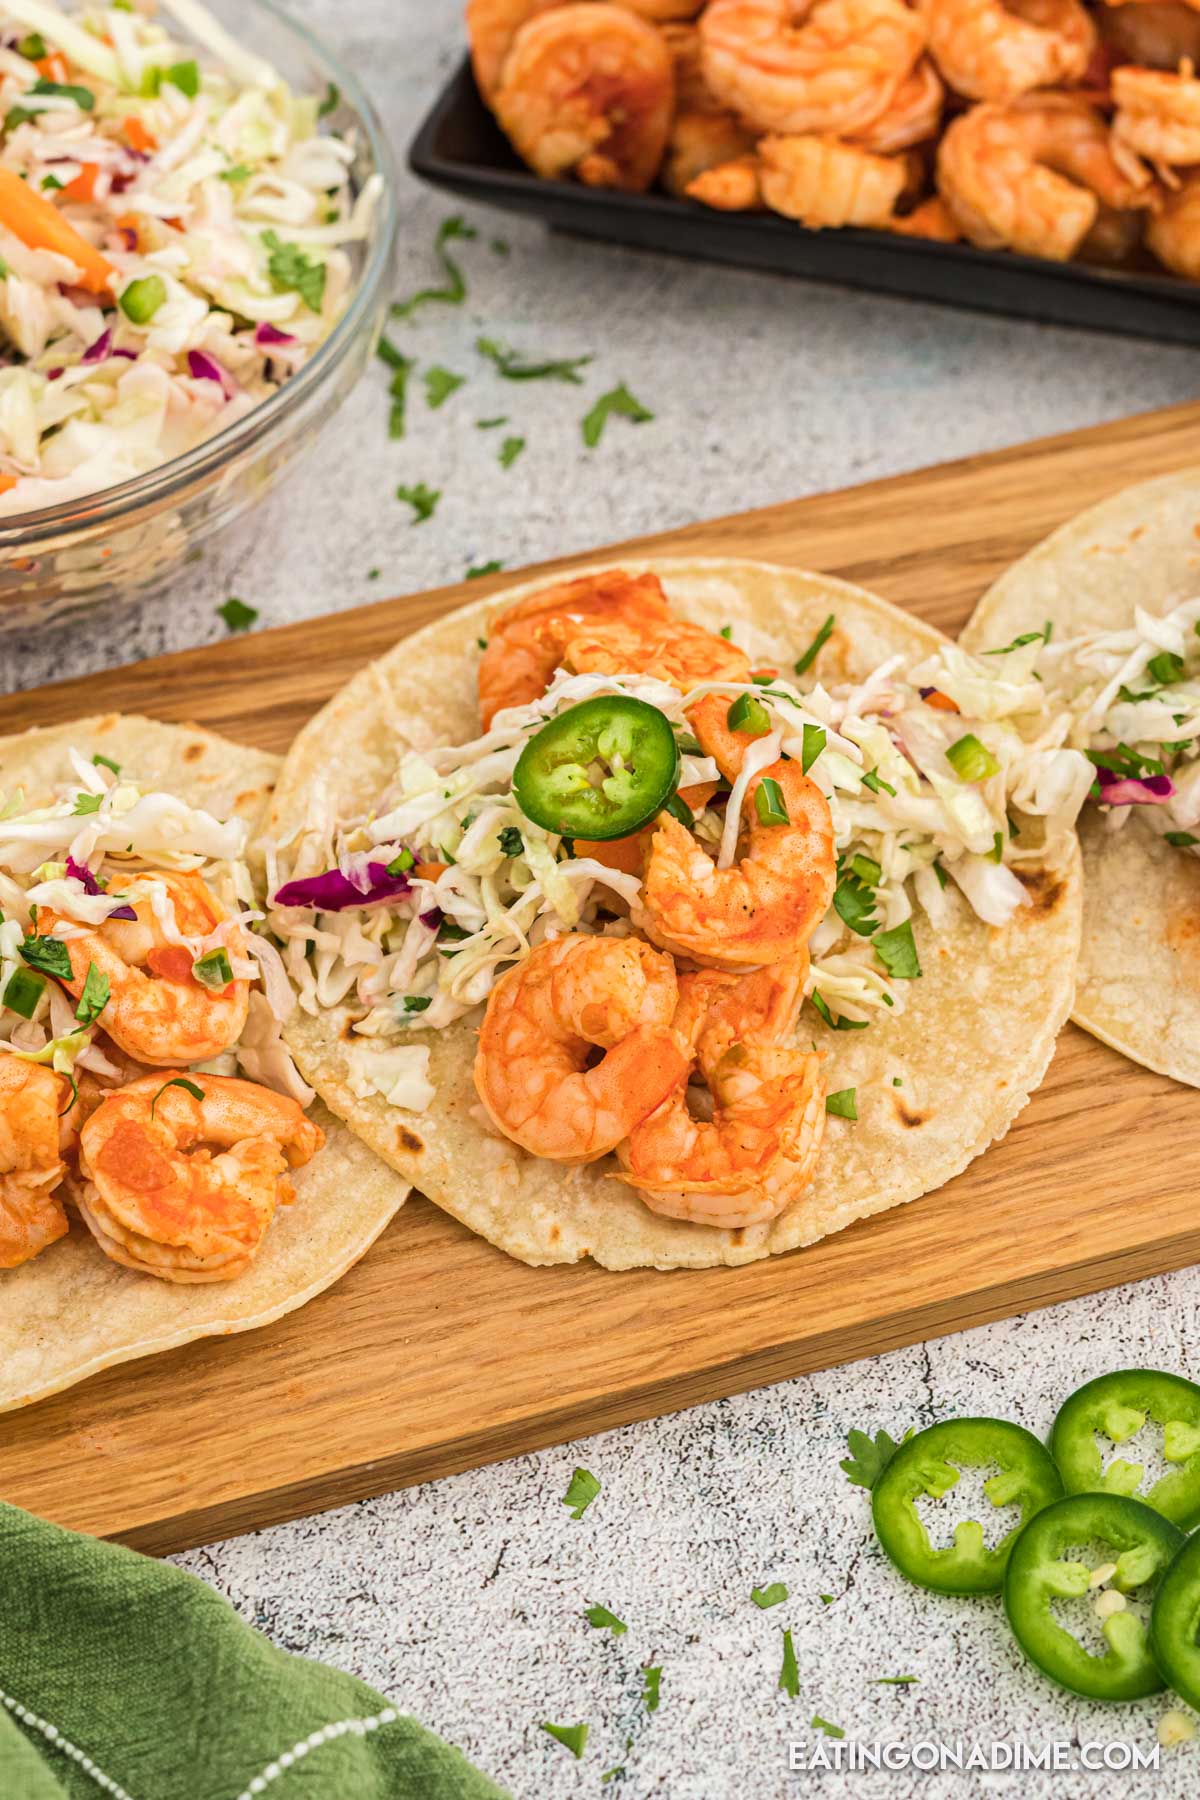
[262,558,1084,1271]
[961,469,1200,1088]
[0,715,409,1412]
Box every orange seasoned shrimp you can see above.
[853,56,944,151]
[661,19,723,109]
[622,0,705,20]
[466,0,561,102]
[493,4,676,191]
[1147,167,1200,273]
[639,760,836,969]
[566,611,754,690]
[1113,62,1200,167]
[699,0,926,137]
[478,569,673,727]
[938,93,1154,260]
[664,110,760,196]
[0,1058,70,1269]
[920,0,1095,102]
[619,1040,825,1227]
[76,1072,323,1283]
[686,953,809,1074]
[687,152,764,207]
[755,132,913,227]
[36,870,250,1067]
[474,935,688,1162]
[1098,1,1200,72]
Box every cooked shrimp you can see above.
[664,110,760,196]
[661,19,724,110]
[76,1072,323,1283]
[1147,167,1200,273]
[699,0,926,137]
[889,193,964,237]
[853,56,945,151]
[756,132,913,227]
[639,760,836,969]
[1113,62,1200,167]
[619,1041,825,1227]
[621,0,705,20]
[686,152,764,207]
[938,93,1154,260]
[565,611,754,690]
[478,568,673,727]
[920,0,1095,102]
[0,1058,70,1269]
[684,953,809,1075]
[493,4,675,191]
[466,0,561,102]
[474,934,688,1162]
[1098,1,1200,73]
[36,869,250,1067]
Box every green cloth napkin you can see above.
[0,1503,506,1800]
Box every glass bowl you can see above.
[0,0,398,626]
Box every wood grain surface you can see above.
[4,398,1200,1556]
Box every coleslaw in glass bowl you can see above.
[0,0,397,621]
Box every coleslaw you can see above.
[0,0,378,510]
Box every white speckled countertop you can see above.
[11,1,1200,1793]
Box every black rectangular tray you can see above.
[410,58,1200,345]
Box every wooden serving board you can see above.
[5,399,1200,1556]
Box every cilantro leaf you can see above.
[217,597,258,633]
[873,919,921,979]
[541,1722,588,1759]
[72,791,103,816]
[467,560,504,579]
[983,630,1046,656]
[811,990,868,1032]
[219,162,252,183]
[861,768,895,797]
[377,336,414,438]
[825,1088,857,1121]
[840,1426,907,1490]
[1148,650,1185,687]
[584,1604,627,1636]
[92,753,120,776]
[403,994,432,1013]
[581,382,654,449]
[1166,831,1200,848]
[751,1583,789,1610]
[74,962,109,1026]
[396,483,440,524]
[812,1716,844,1738]
[19,935,72,981]
[801,723,825,773]
[318,80,340,117]
[778,1629,799,1699]
[423,365,465,409]
[876,1675,919,1684]
[149,1076,204,1119]
[498,434,525,469]
[498,825,524,857]
[561,1466,600,1519]
[392,216,477,319]
[476,416,508,429]
[795,614,834,677]
[476,336,592,383]
[261,230,326,314]
[642,1666,661,1712]
[833,872,877,938]
[165,59,199,97]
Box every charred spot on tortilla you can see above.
[1016,866,1066,917]
[891,1095,930,1129]
[396,1125,423,1155]
[183,741,206,763]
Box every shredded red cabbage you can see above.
[1094,767,1175,806]
[187,350,236,394]
[82,329,112,364]
[66,854,136,919]
[418,907,443,930]
[255,323,295,346]
[273,863,411,912]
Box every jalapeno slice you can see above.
[1150,1531,1200,1711]
[1050,1369,1200,1528]
[1004,1494,1183,1701]
[513,697,681,842]
[871,1418,1063,1595]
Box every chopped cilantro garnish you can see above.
[1166,832,1200,848]
[833,873,877,938]
[498,825,524,857]
[392,216,477,319]
[477,335,592,383]
[642,1666,661,1713]
[19,934,70,983]
[498,434,525,469]
[467,562,503,580]
[423,365,465,409]
[40,174,63,191]
[376,336,413,439]
[861,768,895,797]
[561,1467,600,1519]
[801,723,826,773]
[217,597,258,633]
[74,962,109,1025]
[581,382,654,449]
[403,994,432,1013]
[825,1088,857,1121]
[873,919,921,979]
[946,733,1000,782]
[1148,650,1186,687]
[983,629,1045,656]
[751,1583,789,1609]
[794,613,834,677]
[584,1604,627,1636]
[1086,743,1164,778]
[17,32,47,57]
[262,230,325,313]
[72,791,103,816]
[29,78,94,111]
[988,830,1003,863]
[491,236,509,255]
[150,1076,203,1118]
[719,624,733,639]
[811,990,868,1032]
[850,853,881,885]
[932,858,947,889]
[219,162,253,183]
[541,1722,588,1759]
[819,1593,834,1605]
[318,80,340,117]
[396,483,440,524]
[664,793,694,828]
[778,1630,800,1699]
[876,1675,919,1684]
[812,1716,844,1739]
[840,1426,908,1490]
[92,753,120,775]
[476,416,508,429]
[165,59,199,97]
[368,568,381,580]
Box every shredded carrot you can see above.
[0,475,18,495]
[923,689,961,713]
[114,210,141,250]
[413,861,449,882]
[0,167,113,295]
[34,53,67,82]
[122,115,156,153]
[63,163,99,203]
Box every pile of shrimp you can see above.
[466,0,1200,275]
[472,568,837,1234]
[1,867,322,1280]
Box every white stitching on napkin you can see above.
[232,1706,400,1798]
[1,1687,137,1799]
